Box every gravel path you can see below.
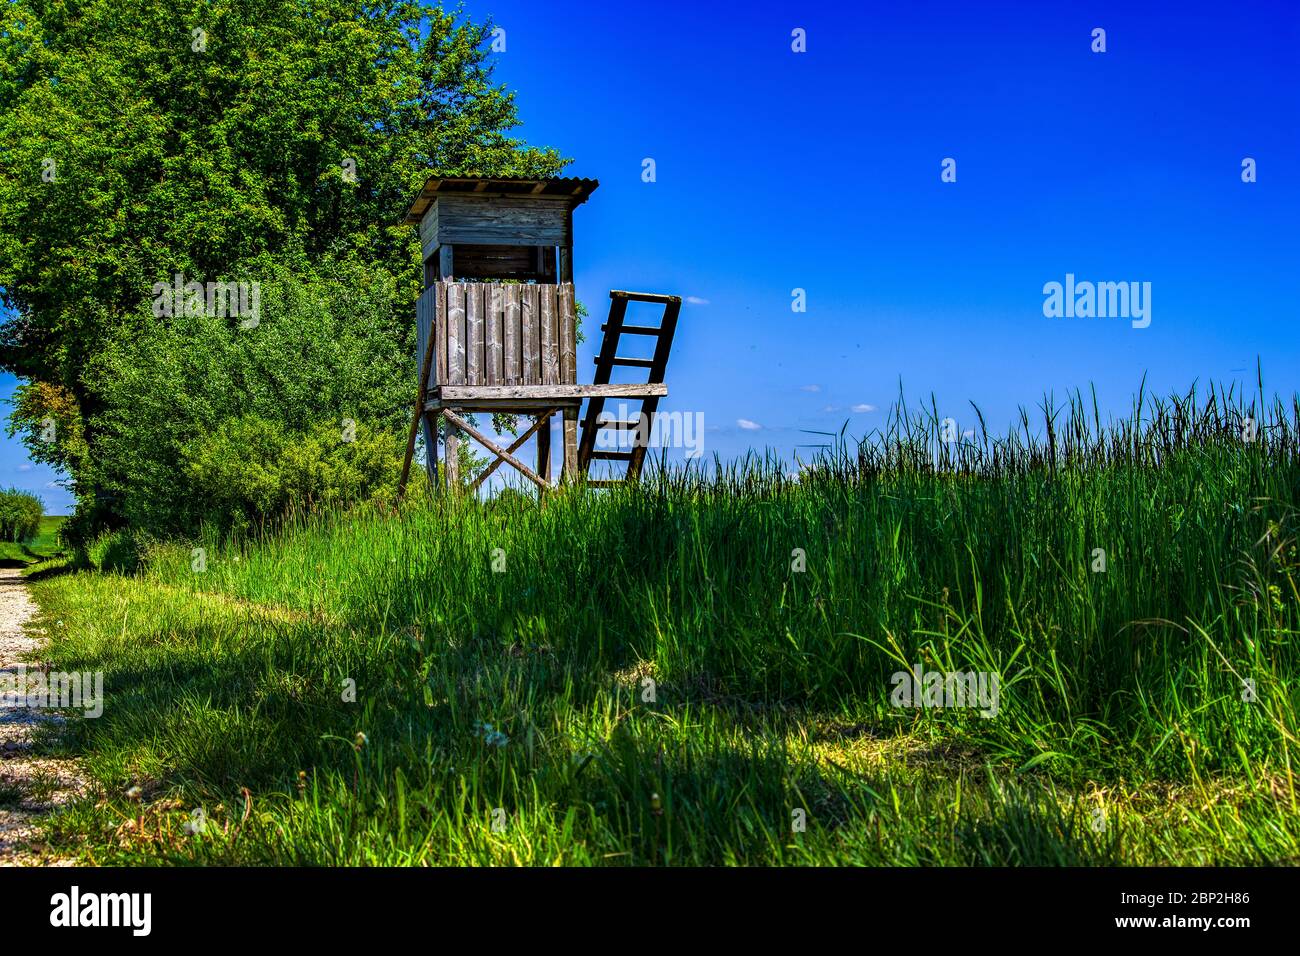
[0,567,86,865]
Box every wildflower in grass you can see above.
[354,732,367,751]
[125,785,142,802]
[650,792,663,817]
[296,770,307,795]
[183,808,206,835]
[472,720,508,747]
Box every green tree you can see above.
[0,0,566,533]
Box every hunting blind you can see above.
[397,176,681,496]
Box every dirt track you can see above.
[0,567,85,865]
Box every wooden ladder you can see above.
[577,290,681,485]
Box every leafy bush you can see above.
[81,256,410,536]
[180,415,401,534]
[0,488,42,542]
[80,528,149,574]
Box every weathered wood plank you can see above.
[415,285,433,389]
[494,285,506,383]
[537,412,552,484]
[434,283,448,385]
[540,286,559,385]
[466,283,484,385]
[503,285,521,385]
[433,195,571,246]
[424,398,582,413]
[446,283,466,385]
[397,286,443,501]
[558,283,576,385]
[561,406,579,483]
[521,284,539,385]
[435,383,667,400]
[418,205,440,260]
[444,419,460,492]
[485,285,501,386]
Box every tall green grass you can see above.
[29,382,1300,864]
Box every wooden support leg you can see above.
[562,406,579,483]
[444,418,460,494]
[536,413,552,487]
[421,411,439,489]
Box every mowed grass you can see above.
[26,386,1300,865]
[0,514,65,565]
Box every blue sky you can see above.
[485,0,1299,469]
[3,0,1297,508]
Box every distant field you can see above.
[0,515,66,565]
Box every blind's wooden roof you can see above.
[403,176,600,224]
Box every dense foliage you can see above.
[0,487,42,542]
[0,0,566,537]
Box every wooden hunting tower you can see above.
[397,176,682,496]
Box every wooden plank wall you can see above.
[432,195,570,247]
[417,202,440,258]
[424,283,576,388]
[415,284,439,390]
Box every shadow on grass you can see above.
[22,561,80,582]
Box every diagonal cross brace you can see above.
[441,408,550,492]
[469,408,558,492]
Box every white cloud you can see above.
[685,296,710,306]
[800,384,821,393]
[821,405,839,413]
[736,419,762,431]
[851,403,877,413]
[17,463,32,471]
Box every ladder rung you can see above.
[589,450,634,460]
[600,323,662,336]
[600,357,656,369]
[609,290,681,305]
[597,419,645,430]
